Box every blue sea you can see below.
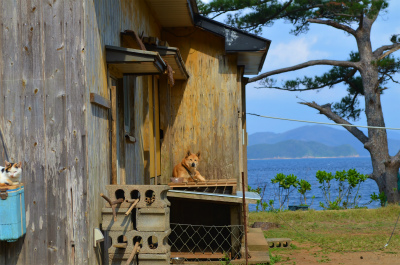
[247,157,381,211]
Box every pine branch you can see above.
[373,44,398,57]
[300,101,369,144]
[377,44,400,61]
[248,60,359,83]
[393,150,400,166]
[257,68,358,91]
[307,18,356,35]
[387,75,400,84]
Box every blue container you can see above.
[0,185,26,242]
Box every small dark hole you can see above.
[148,236,158,249]
[117,235,127,244]
[130,190,140,200]
[145,190,155,204]
[115,189,125,200]
[133,236,143,248]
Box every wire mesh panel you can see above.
[169,223,244,262]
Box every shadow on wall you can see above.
[0,235,25,265]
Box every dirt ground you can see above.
[275,241,400,265]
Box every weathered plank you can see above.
[1,0,25,264]
[117,79,126,184]
[90,92,111,109]
[19,0,47,264]
[160,28,243,184]
[111,86,117,185]
[64,0,88,263]
[154,76,161,181]
[43,0,69,264]
[148,77,155,181]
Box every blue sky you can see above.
[201,1,400,135]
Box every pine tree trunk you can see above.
[357,18,400,204]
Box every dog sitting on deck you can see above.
[173,151,206,182]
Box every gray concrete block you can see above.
[105,185,170,208]
[108,230,171,254]
[102,207,133,231]
[109,253,170,265]
[137,207,170,232]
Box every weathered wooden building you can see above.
[0,0,270,264]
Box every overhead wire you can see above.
[246,113,400,131]
[246,111,400,252]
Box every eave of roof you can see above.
[105,45,166,75]
[194,15,271,75]
[145,45,190,80]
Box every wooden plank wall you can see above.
[84,0,161,263]
[160,28,244,185]
[0,0,87,264]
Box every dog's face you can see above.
[184,151,201,169]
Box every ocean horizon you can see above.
[247,157,381,211]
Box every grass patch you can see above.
[250,204,400,254]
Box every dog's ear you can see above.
[196,151,201,158]
[185,150,191,158]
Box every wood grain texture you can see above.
[111,86,117,185]
[83,1,161,262]
[0,0,89,264]
[160,28,245,186]
[90,93,111,109]
[43,1,69,264]
[64,0,88,263]
[1,0,25,263]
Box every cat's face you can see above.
[4,161,22,178]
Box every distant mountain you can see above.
[248,125,400,157]
[248,140,359,159]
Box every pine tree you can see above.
[200,0,400,203]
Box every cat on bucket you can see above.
[0,161,22,186]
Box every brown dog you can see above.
[172,151,206,182]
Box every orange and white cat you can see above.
[0,161,22,186]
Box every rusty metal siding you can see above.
[0,0,87,264]
[160,28,244,184]
[84,0,162,263]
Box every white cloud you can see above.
[262,37,330,72]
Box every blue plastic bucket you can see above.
[0,185,26,242]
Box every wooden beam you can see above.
[90,93,111,109]
[148,77,155,180]
[111,86,117,184]
[154,76,161,179]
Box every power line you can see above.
[246,113,400,131]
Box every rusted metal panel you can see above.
[160,28,244,184]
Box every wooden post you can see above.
[111,86,117,184]
[242,172,248,265]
